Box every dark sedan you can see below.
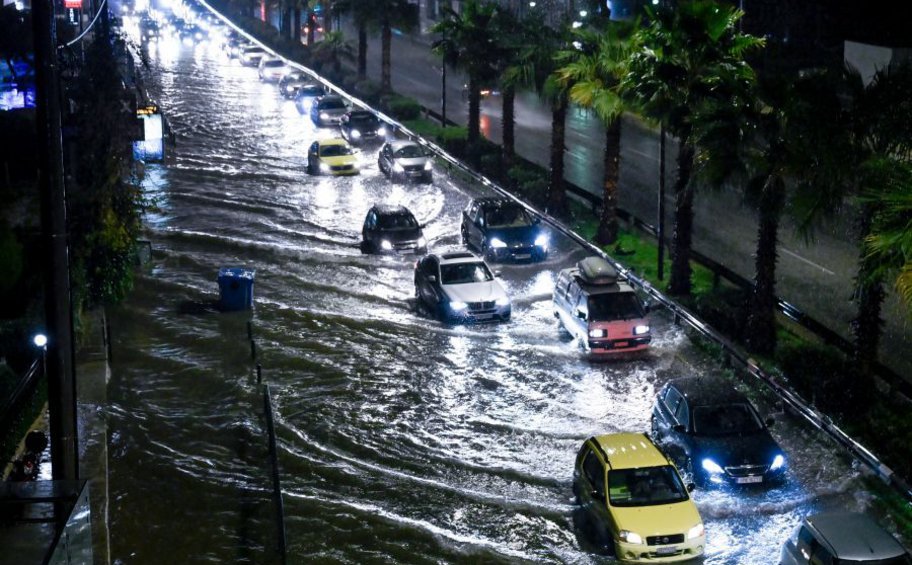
[651,376,787,487]
[340,110,387,145]
[293,82,327,112]
[361,204,426,254]
[460,197,548,262]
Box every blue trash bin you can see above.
[217,267,255,311]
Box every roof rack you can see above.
[576,256,625,285]
[441,251,475,260]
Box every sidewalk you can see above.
[342,21,912,381]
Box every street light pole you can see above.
[33,0,79,481]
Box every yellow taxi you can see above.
[306,138,360,176]
[573,432,705,562]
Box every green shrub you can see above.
[774,339,853,414]
[381,94,422,121]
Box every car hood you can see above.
[611,501,702,537]
[485,225,541,245]
[692,430,781,467]
[319,155,358,166]
[378,228,423,242]
[442,280,508,303]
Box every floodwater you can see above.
[105,17,882,564]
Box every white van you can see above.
[553,256,651,355]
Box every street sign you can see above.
[63,0,82,9]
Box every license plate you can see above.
[614,341,629,348]
[736,475,763,484]
[514,253,531,260]
[473,314,493,320]
[655,547,679,556]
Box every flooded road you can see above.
[105,18,880,564]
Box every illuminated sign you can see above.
[63,0,82,9]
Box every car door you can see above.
[416,257,440,307]
[340,114,351,138]
[653,386,684,443]
[571,289,589,342]
[576,443,612,537]
[307,142,319,169]
[379,144,391,174]
[471,206,487,249]
[362,210,376,244]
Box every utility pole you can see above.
[33,0,80,481]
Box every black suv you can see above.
[460,197,548,262]
[361,205,427,254]
[340,110,386,145]
[651,376,787,487]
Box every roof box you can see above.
[577,257,623,285]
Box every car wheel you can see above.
[482,243,495,263]
[360,240,372,254]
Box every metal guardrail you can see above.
[0,358,42,440]
[196,0,912,506]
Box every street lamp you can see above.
[33,333,48,348]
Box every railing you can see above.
[197,0,912,506]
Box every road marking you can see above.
[781,248,835,275]
[625,147,660,162]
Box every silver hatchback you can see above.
[780,513,911,564]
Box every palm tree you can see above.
[333,0,372,79]
[620,0,762,296]
[863,159,912,315]
[556,22,636,244]
[375,0,419,91]
[431,0,505,146]
[494,8,523,173]
[312,30,354,79]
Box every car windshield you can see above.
[692,403,763,436]
[349,113,378,125]
[394,145,425,159]
[587,293,644,321]
[244,47,264,53]
[285,72,305,81]
[299,85,324,96]
[608,466,689,507]
[440,262,494,285]
[485,205,533,228]
[320,98,346,110]
[265,60,284,68]
[377,214,417,230]
[320,144,354,157]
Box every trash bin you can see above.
[217,267,255,311]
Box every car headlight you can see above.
[534,234,549,248]
[489,238,507,249]
[319,162,331,173]
[687,523,705,540]
[350,129,361,138]
[392,162,405,173]
[588,329,606,338]
[702,458,724,475]
[195,32,202,39]
[380,240,393,250]
[416,237,426,248]
[320,112,329,120]
[423,160,432,171]
[449,301,468,311]
[495,296,510,307]
[619,530,643,545]
[633,325,650,335]
[377,126,387,136]
[770,454,785,471]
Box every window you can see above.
[581,450,605,497]
[692,403,764,436]
[586,292,645,321]
[664,388,683,419]
[674,398,690,429]
[608,466,688,507]
[440,262,494,285]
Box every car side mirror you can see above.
[494,270,502,278]
[427,275,437,283]
[765,417,775,427]
[419,223,427,229]
[591,489,604,501]
[642,300,651,314]
[686,483,695,493]
[576,309,587,321]
[672,424,686,434]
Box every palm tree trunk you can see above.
[468,74,481,145]
[668,139,695,296]
[501,84,515,175]
[381,21,392,91]
[357,21,367,79]
[851,203,884,390]
[293,7,301,43]
[596,117,621,245]
[547,92,568,216]
[745,176,785,355]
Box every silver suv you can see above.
[414,251,510,323]
[780,513,911,564]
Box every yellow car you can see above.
[573,433,705,562]
[306,138,359,176]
